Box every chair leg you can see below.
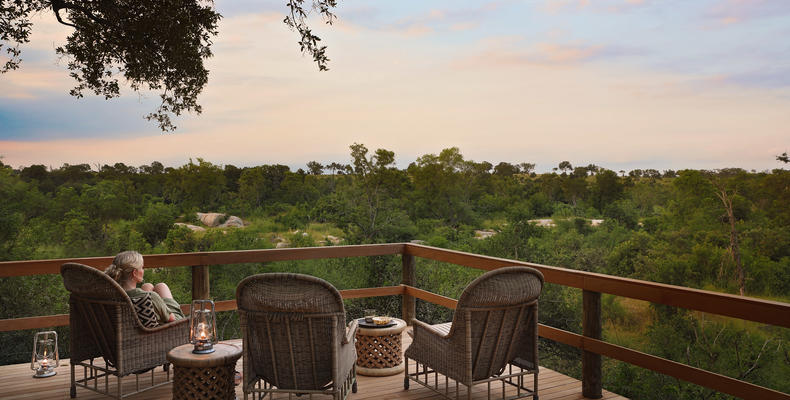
[352,367,358,393]
[70,362,76,398]
[403,357,409,389]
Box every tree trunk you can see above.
[715,187,745,296]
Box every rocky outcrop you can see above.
[326,235,343,245]
[174,223,206,232]
[196,212,225,227]
[272,235,289,248]
[528,219,556,227]
[195,212,245,228]
[527,218,604,227]
[219,216,244,228]
[474,229,497,239]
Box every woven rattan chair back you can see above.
[447,266,543,381]
[62,263,137,369]
[404,266,543,399]
[61,262,189,399]
[236,273,347,391]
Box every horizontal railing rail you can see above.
[0,285,405,332]
[404,245,790,328]
[0,244,407,277]
[0,243,787,400]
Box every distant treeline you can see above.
[2,145,789,278]
[1,145,789,399]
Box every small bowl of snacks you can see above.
[372,316,391,325]
[363,309,376,323]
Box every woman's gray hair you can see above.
[105,250,144,285]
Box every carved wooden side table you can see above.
[167,343,241,400]
[355,317,407,376]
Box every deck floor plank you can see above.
[0,334,625,400]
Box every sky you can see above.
[1,0,789,173]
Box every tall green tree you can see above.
[407,147,482,226]
[519,162,536,175]
[325,143,414,242]
[0,166,45,260]
[134,202,177,246]
[589,169,623,211]
[493,162,518,177]
[238,164,290,209]
[707,170,750,295]
[306,161,324,175]
[558,161,573,175]
[168,158,226,209]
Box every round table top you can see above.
[167,343,241,368]
[356,317,406,336]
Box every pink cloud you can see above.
[534,43,602,64]
[458,39,605,69]
[720,16,739,25]
[706,0,790,24]
[396,23,433,37]
[542,0,648,14]
[383,2,500,36]
[541,0,588,14]
[450,22,480,32]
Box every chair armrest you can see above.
[120,316,190,375]
[412,319,450,339]
[343,319,358,345]
[404,319,456,371]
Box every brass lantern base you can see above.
[192,342,215,354]
[33,369,56,378]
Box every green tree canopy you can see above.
[307,161,324,175]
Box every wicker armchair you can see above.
[236,273,358,400]
[404,266,544,400]
[61,262,189,399]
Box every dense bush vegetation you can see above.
[1,145,788,398]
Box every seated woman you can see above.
[105,250,185,323]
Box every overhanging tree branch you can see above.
[1,0,338,131]
[51,0,109,28]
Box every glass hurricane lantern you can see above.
[31,331,59,378]
[189,299,217,354]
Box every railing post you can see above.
[192,265,210,300]
[401,254,416,325]
[583,290,602,398]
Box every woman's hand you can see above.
[168,313,176,322]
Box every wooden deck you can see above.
[0,334,626,400]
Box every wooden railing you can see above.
[1,243,788,400]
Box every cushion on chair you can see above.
[131,293,160,328]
